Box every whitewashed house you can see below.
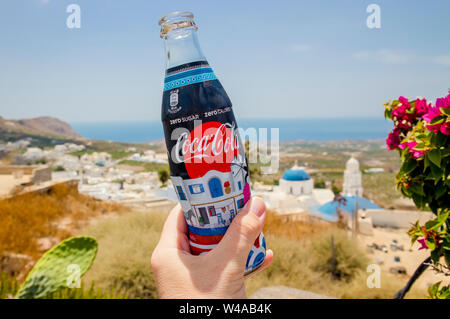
[171,164,247,228]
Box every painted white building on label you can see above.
[170,160,248,229]
[342,157,363,196]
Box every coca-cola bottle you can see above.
[159,11,266,274]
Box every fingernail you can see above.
[250,197,266,218]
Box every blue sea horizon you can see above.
[70,118,392,143]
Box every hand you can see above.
[151,197,273,298]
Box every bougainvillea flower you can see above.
[399,141,417,150]
[386,129,401,150]
[398,96,410,107]
[423,106,442,122]
[423,107,443,133]
[436,94,450,109]
[415,98,429,117]
[398,141,424,159]
[393,104,408,118]
[440,121,450,135]
[411,149,425,159]
[418,238,428,250]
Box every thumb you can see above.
[213,197,266,267]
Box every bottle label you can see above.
[164,62,217,91]
[161,61,266,271]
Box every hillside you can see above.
[0,116,82,139]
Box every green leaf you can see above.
[401,160,417,175]
[430,115,445,125]
[435,183,447,199]
[429,162,443,180]
[423,156,430,172]
[426,239,436,251]
[436,133,448,146]
[425,212,449,231]
[430,249,441,263]
[442,147,450,157]
[428,149,441,168]
[440,108,450,116]
[16,236,98,299]
[411,193,425,208]
[428,281,441,298]
[409,183,425,196]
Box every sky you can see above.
[0,0,449,123]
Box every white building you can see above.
[128,150,167,164]
[279,164,314,196]
[342,157,363,196]
[23,147,46,160]
[171,162,248,228]
[80,152,112,166]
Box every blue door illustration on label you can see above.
[208,177,223,198]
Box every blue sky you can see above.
[0,0,449,122]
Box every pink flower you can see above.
[386,128,401,150]
[393,104,407,118]
[436,94,450,109]
[440,121,450,135]
[399,141,417,150]
[399,96,410,107]
[411,149,425,159]
[418,238,428,250]
[415,98,429,117]
[399,141,424,159]
[423,107,443,133]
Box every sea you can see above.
[70,118,392,143]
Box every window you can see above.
[207,206,216,216]
[176,186,187,200]
[198,207,210,224]
[238,181,242,190]
[237,198,245,209]
[208,177,223,198]
[189,184,204,194]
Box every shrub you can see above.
[52,165,65,172]
[51,282,128,299]
[384,94,450,298]
[82,211,168,298]
[310,231,368,281]
[314,179,326,189]
[158,169,169,186]
[0,272,19,299]
[0,183,124,260]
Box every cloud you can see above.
[291,44,312,53]
[433,55,450,67]
[353,49,414,64]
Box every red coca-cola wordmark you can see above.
[184,121,239,179]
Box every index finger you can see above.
[158,204,190,252]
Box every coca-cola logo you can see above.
[172,121,240,179]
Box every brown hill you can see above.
[0,116,82,139]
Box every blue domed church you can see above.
[279,164,314,196]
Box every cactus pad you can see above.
[17,236,98,299]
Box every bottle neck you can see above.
[163,27,206,70]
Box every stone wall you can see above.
[364,209,434,229]
[31,167,52,184]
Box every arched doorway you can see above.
[208,177,223,198]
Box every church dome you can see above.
[345,157,360,172]
[282,165,310,181]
